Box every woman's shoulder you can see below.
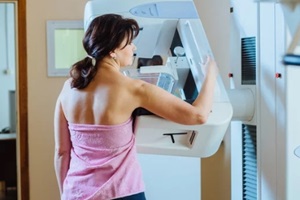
[120,74,149,93]
[58,78,73,99]
[62,78,72,88]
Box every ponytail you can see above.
[70,56,97,89]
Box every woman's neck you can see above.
[99,56,120,71]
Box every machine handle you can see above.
[282,54,300,66]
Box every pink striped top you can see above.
[62,118,145,200]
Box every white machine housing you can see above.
[84,0,233,158]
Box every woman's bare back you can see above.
[59,66,141,125]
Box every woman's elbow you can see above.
[194,112,209,125]
[179,113,208,125]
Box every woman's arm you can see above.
[191,56,219,118]
[54,95,71,195]
[136,56,219,125]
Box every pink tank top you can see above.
[62,118,145,200]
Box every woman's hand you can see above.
[204,56,219,79]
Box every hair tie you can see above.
[87,55,96,66]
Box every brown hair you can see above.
[70,14,139,89]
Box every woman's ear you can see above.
[109,51,116,59]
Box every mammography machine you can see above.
[84,0,233,158]
[83,0,300,199]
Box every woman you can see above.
[54,14,219,200]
